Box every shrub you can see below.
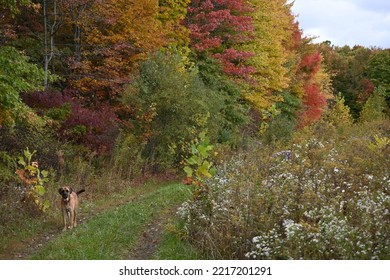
[15,148,51,212]
[22,90,119,153]
[121,50,246,170]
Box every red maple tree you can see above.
[298,51,328,127]
[185,0,255,80]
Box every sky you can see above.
[290,0,390,48]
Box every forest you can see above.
[0,0,389,260]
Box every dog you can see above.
[58,186,85,231]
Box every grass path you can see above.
[29,183,195,259]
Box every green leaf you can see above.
[23,148,34,162]
[26,165,38,175]
[35,185,46,196]
[185,157,197,165]
[198,145,208,157]
[191,155,201,165]
[183,166,193,177]
[197,161,212,178]
[18,157,26,167]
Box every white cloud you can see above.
[291,0,390,48]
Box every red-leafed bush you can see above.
[22,90,119,153]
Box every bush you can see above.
[22,90,119,153]
[121,50,247,170]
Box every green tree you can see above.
[320,45,374,118]
[325,94,353,134]
[359,87,388,123]
[0,46,51,127]
[367,50,390,111]
[121,51,221,168]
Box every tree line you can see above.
[1,0,389,185]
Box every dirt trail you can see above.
[127,207,176,260]
[9,229,60,259]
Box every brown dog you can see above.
[58,186,85,231]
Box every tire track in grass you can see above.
[29,183,190,260]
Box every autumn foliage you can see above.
[298,51,328,127]
[1,0,388,163]
[185,0,255,80]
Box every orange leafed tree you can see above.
[68,0,168,104]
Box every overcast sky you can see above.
[290,0,390,48]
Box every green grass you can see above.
[30,183,192,259]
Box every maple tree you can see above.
[296,48,331,127]
[68,0,168,103]
[244,0,297,112]
[185,0,255,80]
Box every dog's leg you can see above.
[69,210,74,229]
[73,209,78,228]
[62,209,68,231]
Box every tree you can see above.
[326,94,353,129]
[121,51,219,168]
[158,0,191,52]
[185,0,255,81]
[320,44,375,118]
[42,0,64,89]
[121,50,247,168]
[0,46,52,127]
[68,0,168,104]
[367,50,390,111]
[244,0,296,112]
[359,86,388,123]
[0,0,31,15]
[296,47,331,127]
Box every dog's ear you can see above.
[69,187,73,193]
[58,188,63,195]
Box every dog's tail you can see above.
[76,189,85,195]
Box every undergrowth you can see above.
[178,118,390,259]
